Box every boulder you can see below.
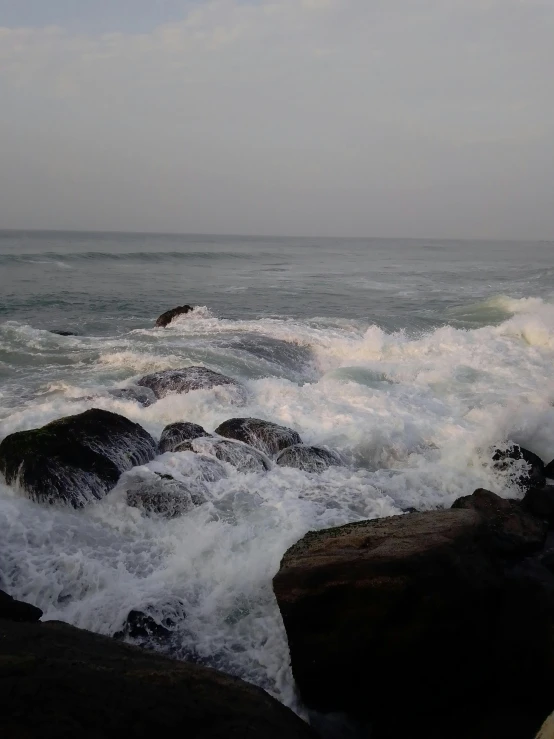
[0,589,42,623]
[109,386,157,408]
[159,422,210,454]
[136,366,243,400]
[126,473,207,518]
[215,418,301,456]
[452,488,548,555]
[0,620,316,739]
[0,409,157,507]
[275,444,344,473]
[176,437,270,474]
[545,460,554,479]
[522,486,554,528]
[493,444,546,490]
[155,305,194,328]
[273,501,554,739]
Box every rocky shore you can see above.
[1,363,554,737]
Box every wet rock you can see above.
[49,330,78,336]
[159,422,210,453]
[155,304,194,328]
[0,589,42,622]
[545,460,554,479]
[109,386,157,408]
[184,453,229,482]
[522,486,554,528]
[275,444,344,473]
[0,619,316,739]
[452,488,547,555]
[113,609,178,644]
[0,409,157,507]
[137,366,243,400]
[176,437,270,473]
[126,473,207,518]
[493,444,546,490]
[273,504,554,739]
[215,417,302,456]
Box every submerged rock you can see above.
[109,386,157,408]
[273,497,554,738]
[0,409,157,507]
[113,609,172,642]
[275,444,344,473]
[155,304,194,328]
[215,417,302,456]
[182,453,229,482]
[176,437,271,473]
[0,620,316,739]
[126,472,207,518]
[493,444,546,490]
[49,330,78,336]
[0,589,42,623]
[137,366,243,400]
[159,422,210,453]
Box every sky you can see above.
[0,0,553,239]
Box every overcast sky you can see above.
[0,0,553,239]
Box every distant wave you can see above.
[0,251,254,265]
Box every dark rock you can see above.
[273,506,554,739]
[114,610,174,642]
[0,589,42,622]
[0,619,316,739]
[545,460,554,479]
[215,418,302,456]
[493,444,546,490]
[159,422,210,453]
[176,437,270,473]
[452,488,547,555]
[137,366,243,400]
[543,550,554,574]
[522,486,554,528]
[155,305,194,328]
[109,386,157,407]
[0,409,157,507]
[275,444,344,473]
[49,330,78,336]
[126,473,207,518]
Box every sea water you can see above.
[1,230,554,713]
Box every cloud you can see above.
[0,0,553,237]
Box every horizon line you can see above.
[0,227,553,245]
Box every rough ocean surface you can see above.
[1,231,554,717]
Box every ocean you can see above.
[1,230,554,713]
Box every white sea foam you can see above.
[2,295,554,713]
